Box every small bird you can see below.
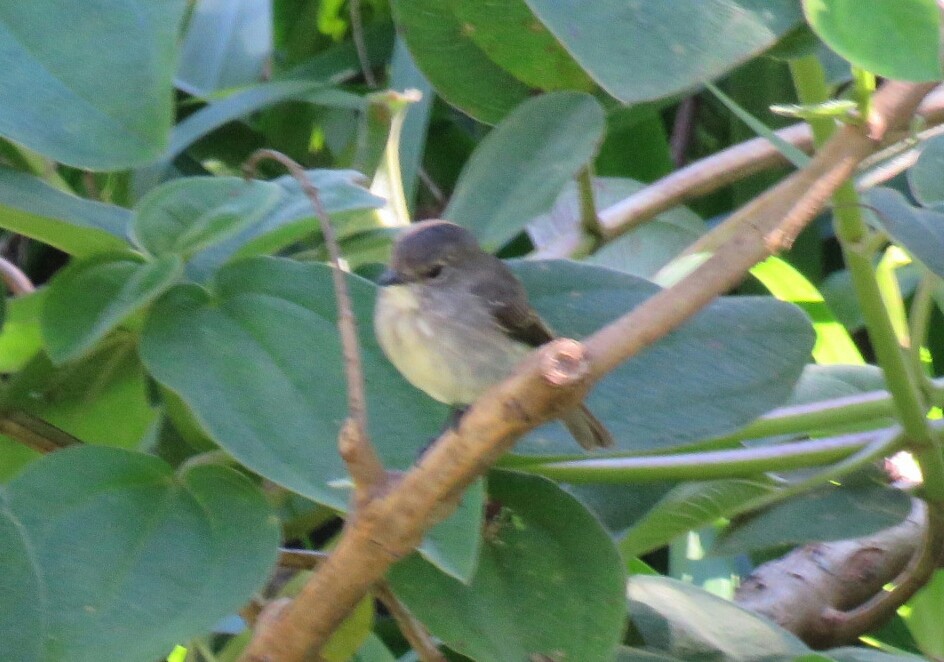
[373,219,613,450]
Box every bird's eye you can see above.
[425,264,443,279]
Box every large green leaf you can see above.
[0,446,278,662]
[513,261,815,454]
[0,169,129,256]
[42,252,183,364]
[131,177,284,258]
[451,0,592,91]
[524,1,802,103]
[138,257,480,580]
[803,0,942,81]
[390,0,533,124]
[446,92,606,251]
[0,0,187,169]
[866,187,944,280]
[175,0,272,96]
[628,576,811,660]
[714,481,912,554]
[389,472,626,662]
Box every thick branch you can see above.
[238,80,934,662]
[735,499,944,649]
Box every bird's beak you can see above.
[378,269,405,286]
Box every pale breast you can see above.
[374,284,531,405]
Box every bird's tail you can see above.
[562,404,614,450]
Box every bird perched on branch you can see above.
[374,219,613,450]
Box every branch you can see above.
[243,150,386,502]
[588,83,944,249]
[238,80,934,662]
[735,499,944,649]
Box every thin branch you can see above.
[670,96,699,167]
[576,165,602,244]
[0,255,34,295]
[375,582,447,662]
[238,80,935,662]
[590,83,944,247]
[243,150,386,500]
[278,548,329,571]
[0,411,81,452]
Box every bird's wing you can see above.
[471,260,555,348]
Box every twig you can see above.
[0,255,34,295]
[243,149,386,501]
[0,411,81,452]
[375,582,447,662]
[670,96,698,167]
[349,0,377,88]
[278,548,329,571]
[238,80,934,662]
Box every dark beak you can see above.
[378,269,405,286]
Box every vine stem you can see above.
[789,57,944,501]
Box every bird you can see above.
[373,219,613,450]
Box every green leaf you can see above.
[0,0,188,169]
[902,570,944,658]
[175,0,272,96]
[620,479,779,558]
[803,0,942,82]
[512,261,815,454]
[0,446,279,662]
[908,133,944,207]
[524,0,802,103]
[132,177,284,258]
[1,342,159,450]
[42,253,183,363]
[139,257,479,579]
[627,575,811,659]
[866,187,944,280]
[0,169,129,256]
[446,92,606,251]
[714,482,912,555]
[750,257,863,365]
[451,0,592,91]
[390,0,533,124]
[389,471,626,662]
